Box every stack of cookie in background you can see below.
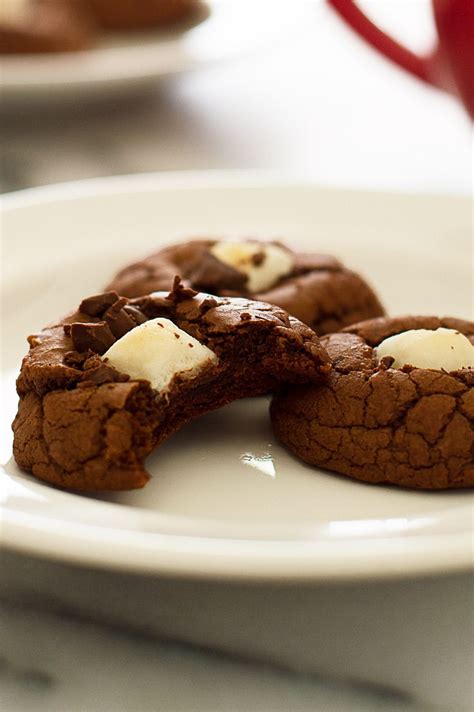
[0,0,205,53]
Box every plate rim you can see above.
[1,170,473,582]
[2,167,469,204]
[2,503,473,581]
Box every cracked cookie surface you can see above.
[270,316,474,489]
[12,281,331,491]
[106,239,385,335]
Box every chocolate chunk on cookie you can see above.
[271,316,474,489]
[106,238,385,335]
[12,282,331,491]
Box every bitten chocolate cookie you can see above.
[107,239,385,335]
[0,0,95,54]
[271,316,474,489]
[12,280,331,491]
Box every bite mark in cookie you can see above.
[12,281,331,491]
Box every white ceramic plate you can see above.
[1,171,473,580]
[0,2,297,104]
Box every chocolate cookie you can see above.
[0,0,95,54]
[271,316,474,489]
[106,239,385,335]
[85,0,202,30]
[12,280,331,491]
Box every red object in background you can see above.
[327,0,474,118]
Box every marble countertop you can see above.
[1,2,472,710]
[3,549,473,712]
[0,604,416,712]
[0,597,414,712]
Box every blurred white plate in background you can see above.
[0,1,300,104]
[1,171,473,579]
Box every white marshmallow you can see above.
[210,240,294,293]
[375,327,474,371]
[0,0,29,23]
[102,318,219,392]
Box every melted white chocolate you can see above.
[103,318,219,392]
[375,328,474,371]
[210,241,294,293]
